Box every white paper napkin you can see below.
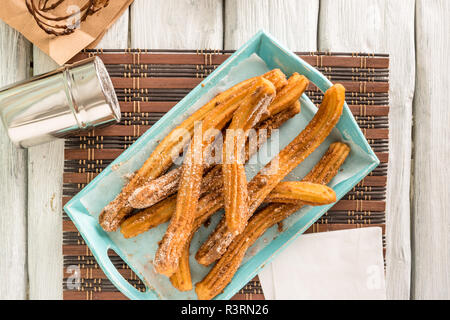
[258,227,386,300]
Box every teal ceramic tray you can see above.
[64,30,379,300]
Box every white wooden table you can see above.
[0,0,449,300]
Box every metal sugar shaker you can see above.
[0,56,120,148]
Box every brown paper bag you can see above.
[0,1,133,65]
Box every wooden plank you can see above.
[28,11,129,299]
[225,0,319,50]
[413,0,450,300]
[130,0,223,49]
[0,21,30,300]
[318,0,415,300]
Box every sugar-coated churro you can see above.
[128,169,182,210]
[196,84,345,266]
[195,142,350,300]
[169,190,224,291]
[99,69,285,232]
[154,78,277,277]
[264,181,336,205]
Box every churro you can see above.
[99,69,286,232]
[264,181,336,205]
[219,73,307,234]
[128,168,182,210]
[195,142,350,300]
[196,84,345,266]
[154,78,276,277]
[223,77,278,233]
[169,190,224,291]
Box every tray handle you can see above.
[96,242,158,300]
[64,199,160,299]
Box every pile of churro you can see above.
[98,69,349,300]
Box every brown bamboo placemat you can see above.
[62,49,389,300]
